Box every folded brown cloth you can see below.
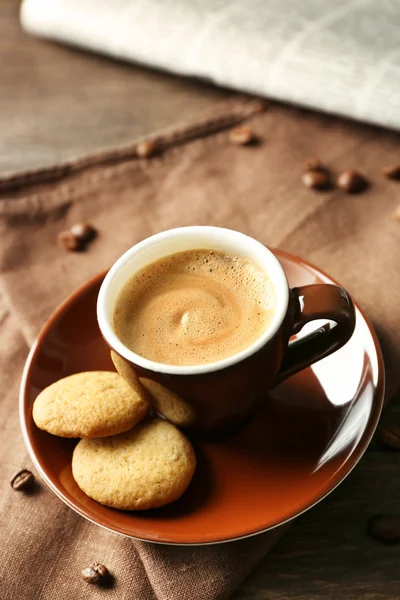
[1,98,399,600]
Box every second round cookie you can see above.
[72,418,196,510]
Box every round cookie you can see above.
[111,351,152,401]
[139,377,196,427]
[33,371,149,438]
[72,419,196,510]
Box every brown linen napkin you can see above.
[1,97,400,600]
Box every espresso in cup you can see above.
[113,249,276,366]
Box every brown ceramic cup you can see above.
[97,227,355,436]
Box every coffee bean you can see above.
[58,231,82,252]
[253,100,268,114]
[379,426,400,449]
[302,170,331,190]
[229,125,256,146]
[304,158,326,172]
[337,170,368,193]
[136,139,161,158]
[383,165,400,180]
[11,469,35,491]
[70,222,96,243]
[82,563,110,585]
[368,515,400,544]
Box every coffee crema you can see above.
[113,249,276,366]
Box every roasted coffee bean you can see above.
[136,139,161,158]
[82,563,110,585]
[70,222,96,243]
[368,515,400,544]
[229,125,256,146]
[253,100,268,114]
[58,231,82,252]
[302,170,331,190]
[379,426,400,449]
[337,170,368,193]
[11,469,35,491]
[304,158,326,172]
[383,165,400,180]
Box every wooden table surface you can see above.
[2,2,400,599]
[0,0,228,177]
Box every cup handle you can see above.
[275,284,356,385]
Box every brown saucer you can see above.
[20,250,384,545]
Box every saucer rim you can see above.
[19,249,385,545]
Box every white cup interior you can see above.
[97,226,289,375]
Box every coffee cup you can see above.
[97,226,355,436]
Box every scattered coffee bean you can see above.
[302,170,331,190]
[11,469,35,491]
[378,426,400,449]
[136,139,161,158]
[70,222,96,243]
[58,222,97,252]
[304,158,326,172]
[336,169,368,193]
[58,231,82,252]
[253,100,268,114]
[383,165,400,180]
[82,563,110,585]
[229,125,256,146]
[368,515,400,544]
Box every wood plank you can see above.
[0,0,229,176]
[234,452,400,599]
